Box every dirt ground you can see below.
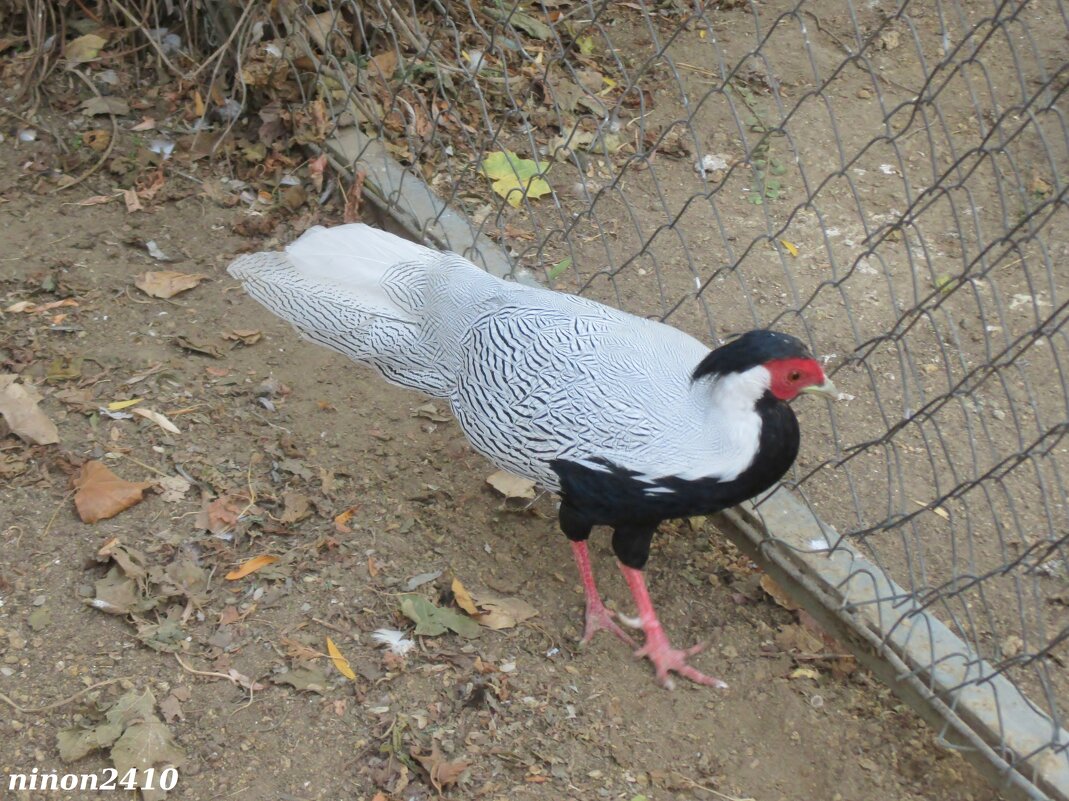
[0,118,1004,801]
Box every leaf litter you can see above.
[58,688,183,801]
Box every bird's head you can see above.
[692,330,837,402]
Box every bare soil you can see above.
[0,127,1000,801]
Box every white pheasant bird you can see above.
[228,223,836,688]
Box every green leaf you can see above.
[480,150,551,208]
[547,256,572,281]
[400,594,481,638]
[276,666,329,694]
[576,35,595,55]
[934,274,954,293]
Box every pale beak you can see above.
[801,378,838,399]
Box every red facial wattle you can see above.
[766,357,830,400]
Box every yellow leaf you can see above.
[66,33,107,65]
[225,554,278,580]
[480,150,552,208]
[779,239,799,257]
[789,666,821,681]
[326,636,356,680]
[451,577,480,617]
[107,398,143,411]
[598,76,617,96]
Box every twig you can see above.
[185,0,258,80]
[116,452,170,478]
[107,0,184,78]
[51,68,117,193]
[173,654,237,682]
[0,678,126,714]
[677,776,758,801]
[42,490,75,537]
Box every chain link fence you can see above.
[198,0,1067,796]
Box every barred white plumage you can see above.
[228,223,837,688]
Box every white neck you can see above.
[685,365,770,481]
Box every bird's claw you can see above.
[633,638,728,690]
[579,603,636,647]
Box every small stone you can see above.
[856,87,872,99]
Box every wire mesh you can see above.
[237,0,1068,795]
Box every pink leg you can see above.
[570,541,635,646]
[619,563,728,690]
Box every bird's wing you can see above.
[448,298,709,490]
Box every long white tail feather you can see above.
[227,224,485,396]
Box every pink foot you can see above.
[619,563,728,691]
[633,630,727,690]
[570,541,636,646]
[581,598,636,646]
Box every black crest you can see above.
[692,329,812,381]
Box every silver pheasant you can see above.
[228,223,836,688]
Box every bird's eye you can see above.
[788,370,801,382]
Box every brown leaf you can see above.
[225,554,279,580]
[222,328,263,346]
[197,493,253,535]
[760,574,798,611]
[279,490,311,524]
[411,743,470,792]
[135,271,209,299]
[0,374,59,445]
[74,461,153,523]
[83,128,111,152]
[173,336,224,359]
[343,168,366,223]
[776,623,824,656]
[122,187,143,212]
[333,507,356,533]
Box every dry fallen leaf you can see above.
[65,32,107,64]
[123,188,143,212]
[486,470,536,500]
[279,490,312,524]
[197,493,253,535]
[411,743,470,792]
[225,554,279,580]
[0,374,60,445]
[760,574,798,611]
[334,507,356,533]
[135,271,208,299]
[452,577,480,617]
[5,298,79,314]
[74,461,153,523]
[326,636,356,680]
[222,328,263,346]
[776,623,824,656]
[469,591,539,630]
[132,406,181,434]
